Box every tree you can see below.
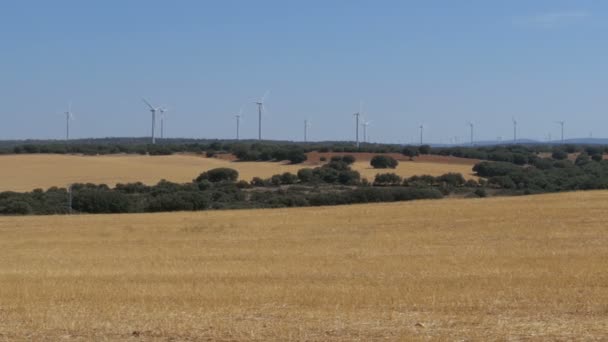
[374,173,403,186]
[437,173,466,186]
[418,145,431,155]
[370,155,399,169]
[286,149,307,164]
[195,168,239,183]
[552,150,568,160]
[402,146,419,160]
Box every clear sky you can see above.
[1,1,606,143]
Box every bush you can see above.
[330,155,356,165]
[437,173,466,186]
[591,154,603,162]
[72,189,130,213]
[370,155,398,169]
[418,145,431,155]
[402,146,419,159]
[196,168,239,183]
[286,149,307,164]
[474,188,487,197]
[374,173,403,186]
[297,168,315,183]
[1,200,33,215]
[552,150,568,160]
[473,162,521,177]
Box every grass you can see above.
[0,154,476,191]
[1,191,607,340]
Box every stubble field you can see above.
[1,191,607,340]
[0,153,477,192]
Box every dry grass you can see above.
[0,154,476,191]
[1,191,608,340]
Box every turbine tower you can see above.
[142,99,160,144]
[353,102,363,148]
[512,117,517,143]
[556,121,565,144]
[63,102,74,141]
[304,119,311,142]
[234,106,243,140]
[159,107,169,140]
[419,124,424,145]
[467,121,474,146]
[254,90,269,141]
[361,120,372,143]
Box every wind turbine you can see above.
[62,102,74,141]
[254,90,269,141]
[361,119,372,143]
[467,121,474,146]
[512,117,517,143]
[159,107,169,140]
[555,121,565,144]
[234,106,244,140]
[304,119,312,142]
[353,101,363,148]
[142,99,160,144]
[419,124,424,145]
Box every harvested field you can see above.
[0,154,477,192]
[1,191,607,340]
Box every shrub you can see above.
[370,155,398,169]
[418,145,431,155]
[297,168,315,183]
[591,154,603,162]
[437,173,466,186]
[473,162,521,177]
[402,146,419,159]
[1,200,33,215]
[552,150,568,160]
[374,173,403,186]
[474,188,487,197]
[72,189,130,213]
[330,155,356,165]
[286,149,307,164]
[196,168,239,183]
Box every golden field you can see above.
[1,191,608,340]
[0,154,476,192]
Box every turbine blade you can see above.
[142,98,155,110]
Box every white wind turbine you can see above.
[361,119,372,144]
[304,119,312,142]
[419,123,424,145]
[159,107,170,140]
[512,117,518,143]
[467,121,474,146]
[62,102,74,141]
[142,98,160,144]
[353,101,363,148]
[234,105,244,140]
[254,90,270,141]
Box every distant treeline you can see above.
[2,138,607,165]
[0,157,477,215]
[4,146,608,215]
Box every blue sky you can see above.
[1,1,606,143]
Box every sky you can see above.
[0,0,607,144]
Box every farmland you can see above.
[1,191,607,340]
[0,153,476,192]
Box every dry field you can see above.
[0,154,476,192]
[1,191,608,340]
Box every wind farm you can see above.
[3,2,608,341]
